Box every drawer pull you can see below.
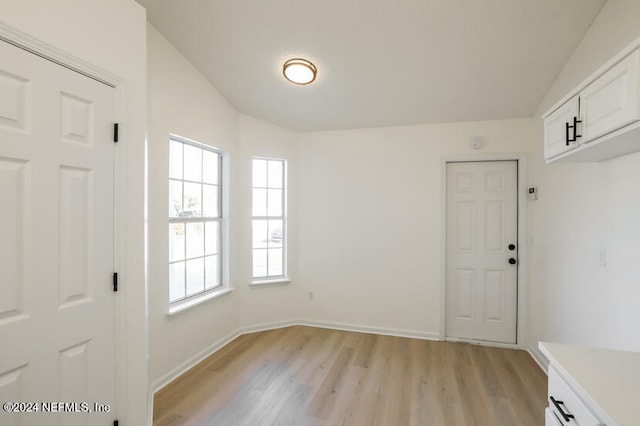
[550,396,575,422]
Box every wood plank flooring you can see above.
[153,326,547,426]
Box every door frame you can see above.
[440,153,528,348]
[0,23,133,420]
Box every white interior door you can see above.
[445,161,518,344]
[0,40,116,425]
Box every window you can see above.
[252,158,286,281]
[169,136,222,304]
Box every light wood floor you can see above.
[153,326,547,426]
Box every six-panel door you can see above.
[445,161,518,344]
[0,40,116,425]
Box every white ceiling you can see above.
[136,0,606,132]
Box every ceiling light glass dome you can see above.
[283,58,317,85]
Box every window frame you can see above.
[251,157,288,284]
[168,134,225,310]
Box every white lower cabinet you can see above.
[540,342,640,426]
[546,366,604,426]
[546,407,563,426]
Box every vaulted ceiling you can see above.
[136,0,606,132]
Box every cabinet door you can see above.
[545,408,563,426]
[544,96,580,160]
[581,49,640,143]
[548,366,604,426]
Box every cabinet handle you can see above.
[573,116,583,139]
[566,116,582,145]
[550,396,575,422]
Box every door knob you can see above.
[508,258,517,265]
[508,244,516,250]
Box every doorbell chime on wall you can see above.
[470,136,483,149]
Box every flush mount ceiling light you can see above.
[283,58,317,85]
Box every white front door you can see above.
[445,161,518,344]
[0,40,116,425]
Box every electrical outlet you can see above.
[308,290,314,301]
[599,249,607,267]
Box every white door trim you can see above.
[439,153,528,348]
[0,22,132,421]
[0,24,123,88]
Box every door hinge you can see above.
[113,123,119,143]
[113,272,118,292]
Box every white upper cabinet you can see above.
[544,95,580,159]
[543,38,640,163]
[581,49,640,143]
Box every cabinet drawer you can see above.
[548,365,604,426]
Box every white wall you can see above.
[147,25,301,389]
[235,114,304,328]
[147,23,239,387]
[537,0,640,116]
[298,119,538,337]
[528,0,640,360]
[1,1,148,424]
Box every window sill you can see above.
[167,287,234,316]
[250,278,291,287]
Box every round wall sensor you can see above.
[470,137,483,149]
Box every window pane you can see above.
[205,255,219,289]
[169,180,182,218]
[169,223,185,262]
[253,249,267,278]
[267,160,283,189]
[183,144,202,182]
[203,150,219,184]
[186,258,204,296]
[183,182,202,217]
[268,220,283,248]
[252,159,267,188]
[268,248,283,276]
[169,139,224,305]
[205,222,219,255]
[186,222,205,259]
[202,184,219,217]
[169,140,183,179]
[169,262,185,302]
[252,220,268,249]
[267,189,283,216]
[253,188,267,216]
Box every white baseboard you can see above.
[236,319,302,336]
[526,343,549,374]
[444,336,521,350]
[150,328,239,394]
[298,319,442,341]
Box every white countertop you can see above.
[539,342,640,426]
